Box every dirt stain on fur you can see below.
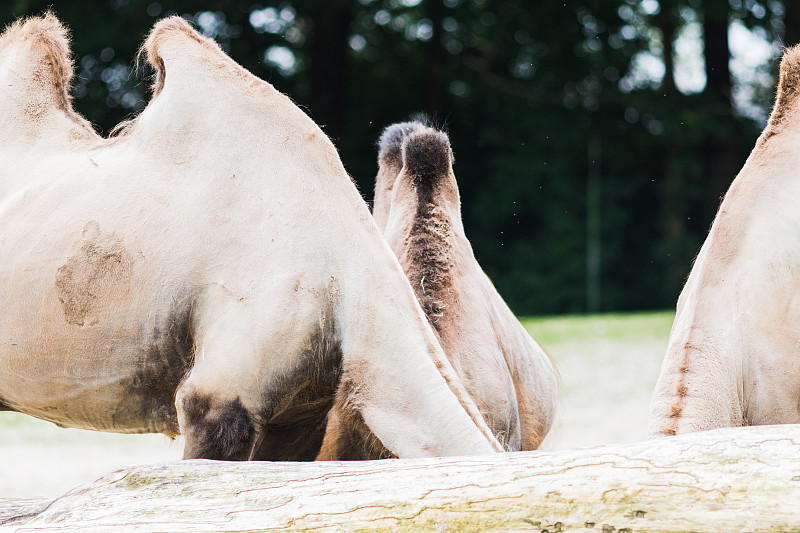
[54,221,134,326]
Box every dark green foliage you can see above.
[1,0,786,314]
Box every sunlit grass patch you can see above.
[521,310,674,346]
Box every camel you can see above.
[649,45,800,436]
[317,121,557,459]
[0,14,504,461]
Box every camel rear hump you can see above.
[763,45,800,140]
[378,121,425,169]
[370,122,558,452]
[401,128,455,199]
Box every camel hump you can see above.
[378,120,426,168]
[767,45,800,132]
[401,128,453,186]
[142,16,267,100]
[142,16,213,98]
[0,12,74,114]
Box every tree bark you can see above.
[783,1,800,49]
[423,0,448,117]
[701,0,740,215]
[702,0,732,106]
[655,0,676,94]
[4,425,800,531]
[307,2,352,144]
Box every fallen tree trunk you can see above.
[3,424,800,532]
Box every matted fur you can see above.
[0,11,92,132]
[762,45,800,142]
[402,129,453,191]
[401,130,456,320]
[377,121,425,168]
[0,12,72,112]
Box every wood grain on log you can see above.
[3,424,800,531]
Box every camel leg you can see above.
[175,387,256,460]
[250,336,341,461]
[332,287,501,457]
[316,401,394,461]
[250,415,328,461]
[173,289,264,461]
[315,409,344,460]
[176,284,344,461]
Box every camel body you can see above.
[649,46,800,436]
[0,15,501,460]
[319,122,557,458]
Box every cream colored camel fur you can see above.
[318,122,557,458]
[649,45,800,436]
[0,14,502,460]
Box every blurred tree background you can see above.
[1,0,790,314]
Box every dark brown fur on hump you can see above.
[761,45,800,143]
[401,129,457,323]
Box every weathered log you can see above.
[3,424,800,532]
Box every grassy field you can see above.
[0,311,674,499]
[524,311,674,450]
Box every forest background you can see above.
[2,0,791,315]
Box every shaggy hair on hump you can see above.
[141,16,213,99]
[762,44,800,141]
[376,113,435,165]
[377,121,425,167]
[0,12,75,115]
[398,127,456,322]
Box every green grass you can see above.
[518,310,675,451]
[521,310,674,346]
